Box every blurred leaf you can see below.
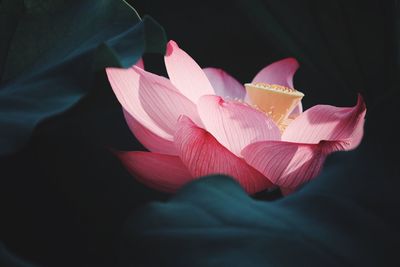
[1,0,137,81]
[0,0,23,76]
[0,242,39,267]
[0,1,168,266]
[121,146,399,266]
[0,0,166,156]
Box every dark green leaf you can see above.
[122,146,399,266]
[0,0,166,156]
[0,242,39,267]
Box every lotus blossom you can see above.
[106,40,366,194]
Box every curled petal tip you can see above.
[166,40,178,56]
[135,58,144,69]
[252,57,300,89]
[164,39,214,102]
[285,57,300,66]
[356,93,367,111]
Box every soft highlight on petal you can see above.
[123,109,177,155]
[164,40,215,102]
[134,66,203,135]
[197,95,281,156]
[242,141,328,189]
[174,116,273,194]
[106,67,171,139]
[203,67,246,99]
[117,151,193,193]
[252,57,299,88]
[282,94,366,151]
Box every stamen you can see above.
[244,82,304,127]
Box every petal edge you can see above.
[252,57,299,88]
[123,109,177,155]
[282,94,366,151]
[117,151,193,193]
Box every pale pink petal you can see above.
[244,93,251,104]
[282,95,366,151]
[164,40,215,102]
[242,141,329,189]
[174,116,273,194]
[123,109,177,155]
[134,66,203,134]
[203,68,246,100]
[289,102,303,119]
[132,65,178,92]
[197,95,281,156]
[252,57,299,88]
[135,58,144,69]
[281,102,303,129]
[106,67,171,139]
[117,151,193,193]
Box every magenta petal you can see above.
[197,95,281,156]
[174,116,273,194]
[117,151,193,193]
[123,109,177,155]
[106,67,171,139]
[203,67,246,100]
[164,40,215,102]
[283,95,367,151]
[134,66,203,134]
[252,57,299,88]
[242,141,328,188]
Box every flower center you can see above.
[244,82,304,126]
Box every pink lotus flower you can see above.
[106,40,366,194]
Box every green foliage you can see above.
[0,0,166,156]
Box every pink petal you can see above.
[252,57,299,88]
[242,141,328,189]
[164,40,215,102]
[117,151,193,193]
[174,116,273,194]
[132,65,178,92]
[106,67,171,139]
[282,95,366,151]
[280,102,303,129]
[123,109,177,155]
[134,66,203,134]
[135,58,144,69]
[203,68,246,100]
[289,102,303,119]
[197,95,281,157]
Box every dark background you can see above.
[1,0,399,266]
